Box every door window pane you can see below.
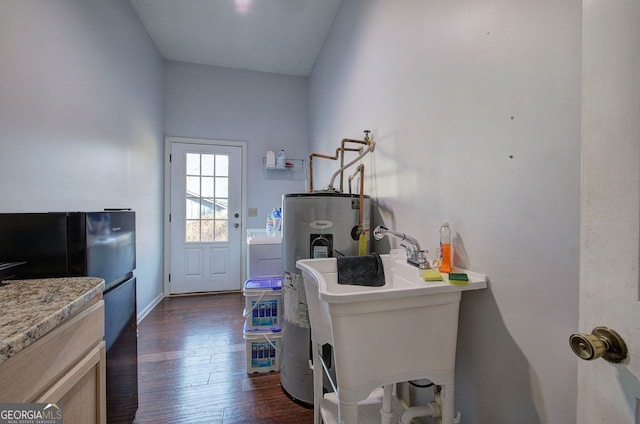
[201,198,215,219]
[185,220,200,242]
[201,154,215,176]
[186,176,200,196]
[202,177,214,197]
[201,220,215,242]
[215,177,228,198]
[186,153,200,175]
[216,155,229,176]
[186,198,200,219]
[215,199,228,220]
[215,221,228,241]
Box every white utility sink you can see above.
[303,254,486,303]
[296,254,487,424]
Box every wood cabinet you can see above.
[0,298,106,424]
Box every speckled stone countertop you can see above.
[0,277,104,365]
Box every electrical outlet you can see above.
[248,207,258,217]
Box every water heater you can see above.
[280,192,371,404]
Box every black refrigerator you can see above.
[0,211,138,424]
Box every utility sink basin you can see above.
[298,254,486,306]
[296,254,487,424]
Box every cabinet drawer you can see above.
[0,299,104,402]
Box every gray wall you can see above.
[0,0,165,318]
[309,0,581,422]
[164,61,310,228]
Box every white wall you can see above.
[0,0,165,319]
[164,61,310,228]
[309,0,581,422]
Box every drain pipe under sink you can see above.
[400,391,461,424]
[399,403,437,424]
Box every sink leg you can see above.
[440,383,455,424]
[380,384,393,424]
[338,400,358,424]
[312,342,322,424]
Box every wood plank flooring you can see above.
[135,293,314,423]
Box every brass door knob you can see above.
[569,327,628,363]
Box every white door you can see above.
[169,140,244,294]
[577,1,640,422]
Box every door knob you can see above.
[234,223,240,228]
[569,327,628,363]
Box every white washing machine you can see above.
[246,228,282,280]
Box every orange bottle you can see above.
[439,221,452,273]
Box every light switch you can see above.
[248,207,258,217]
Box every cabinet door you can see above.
[36,341,106,424]
[0,299,104,403]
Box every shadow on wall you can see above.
[615,364,640,420]
[371,201,541,422]
[455,285,542,424]
[370,201,393,254]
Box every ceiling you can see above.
[130,0,343,77]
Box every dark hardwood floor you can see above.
[135,293,314,424]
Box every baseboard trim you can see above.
[137,291,164,323]
[169,290,242,297]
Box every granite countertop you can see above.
[0,277,105,365]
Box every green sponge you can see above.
[448,273,469,285]
[422,269,443,281]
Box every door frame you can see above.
[163,136,248,296]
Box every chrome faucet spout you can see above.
[373,226,421,250]
[373,226,429,269]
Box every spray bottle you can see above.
[438,221,452,273]
[266,210,275,236]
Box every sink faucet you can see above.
[373,226,429,269]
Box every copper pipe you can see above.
[347,164,365,236]
[308,130,373,192]
[328,134,374,191]
[338,139,366,192]
[337,132,371,190]
[347,164,364,194]
[309,149,340,193]
[308,147,360,192]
